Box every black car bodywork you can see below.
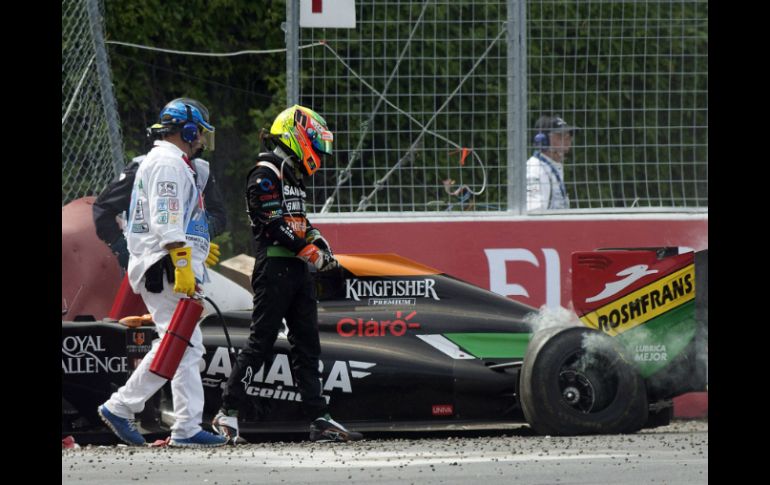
[62,249,707,442]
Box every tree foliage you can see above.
[103,0,708,258]
[529,1,708,207]
[104,0,287,257]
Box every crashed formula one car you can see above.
[62,244,707,442]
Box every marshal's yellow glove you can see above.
[205,242,220,268]
[169,246,196,296]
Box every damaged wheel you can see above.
[520,326,647,435]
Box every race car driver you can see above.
[212,105,363,443]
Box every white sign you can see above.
[61,335,127,374]
[484,248,562,309]
[300,0,356,29]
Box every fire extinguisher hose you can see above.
[202,295,236,365]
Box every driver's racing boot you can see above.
[309,414,363,442]
[212,409,247,445]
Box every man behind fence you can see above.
[526,115,577,211]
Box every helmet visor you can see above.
[199,126,215,151]
[311,135,332,156]
[307,121,333,157]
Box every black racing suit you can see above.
[221,151,328,420]
[92,155,227,269]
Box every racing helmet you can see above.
[269,105,333,176]
[157,98,215,151]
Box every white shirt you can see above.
[526,151,569,211]
[126,140,210,292]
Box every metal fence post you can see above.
[286,0,300,107]
[507,0,527,214]
[86,0,123,177]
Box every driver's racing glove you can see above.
[306,228,333,255]
[297,243,339,271]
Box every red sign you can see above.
[432,404,454,416]
[133,331,145,346]
[337,310,420,337]
[314,217,707,309]
[572,249,694,315]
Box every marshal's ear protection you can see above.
[181,104,199,143]
[534,132,549,148]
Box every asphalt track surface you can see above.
[62,420,707,484]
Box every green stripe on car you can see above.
[444,333,532,359]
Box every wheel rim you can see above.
[558,350,619,414]
[559,369,596,412]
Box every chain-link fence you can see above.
[297,0,708,214]
[62,0,123,205]
[299,1,509,213]
[62,0,707,213]
[528,0,708,209]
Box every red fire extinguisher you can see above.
[149,296,204,380]
[108,274,148,321]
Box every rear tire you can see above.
[520,326,648,435]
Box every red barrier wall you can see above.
[314,215,708,310]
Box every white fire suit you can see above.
[104,140,211,441]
